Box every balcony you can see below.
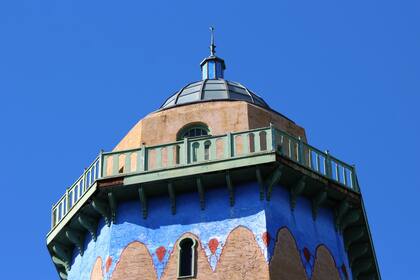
[49,125,359,232]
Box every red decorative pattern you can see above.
[303,247,311,262]
[156,246,166,262]
[105,256,112,273]
[208,238,219,254]
[262,232,270,247]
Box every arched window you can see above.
[178,238,196,278]
[177,123,210,140]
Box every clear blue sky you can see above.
[1,0,418,279]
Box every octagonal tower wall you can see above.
[114,101,307,151]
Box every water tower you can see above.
[46,31,380,280]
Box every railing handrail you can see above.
[50,126,359,230]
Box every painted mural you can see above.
[67,183,351,280]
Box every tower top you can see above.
[200,27,226,80]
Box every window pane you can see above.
[208,61,215,79]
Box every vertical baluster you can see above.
[343,168,348,186]
[254,132,261,153]
[65,189,70,213]
[210,138,216,160]
[167,145,174,167]
[112,154,119,175]
[298,137,304,164]
[156,148,162,168]
[137,149,143,172]
[289,139,294,160]
[124,152,131,173]
[226,132,233,157]
[268,124,275,151]
[243,133,250,155]
[198,141,205,162]
[183,138,189,164]
[98,150,103,178]
[316,153,321,173]
[308,148,313,169]
[325,150,332,179]
[51,206,56,228]
[102,154,108,177]
[336,163,341,183]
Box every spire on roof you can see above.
[200,27,226,80]
[210,26,216,56]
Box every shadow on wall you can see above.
[90,226,343,280]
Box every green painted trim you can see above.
[65,230,84,256]
[92,198,111,226]
[255,167,265,201]
[77,214,97,241]
[311,190,327,220]
[138,186,148,219]
[47,183,97,244]
[168,182,176,215]
[107,192,117,223]
[290,176,306,211]
[266,166,283,201]
[225,171,234,206]
[123,153,277,186]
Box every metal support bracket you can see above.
[266,166,283,201]
[255,167,265,201]
[65,230,84,256]
[52,243,71,271]
[92,198,111,226]
[335,200,350,231]
[290,176,306,211]
[312,190,327,220]
[107,192,117,223]
[348,242,369,266]
[226,171,234,206]
[77,214,97,241]
[168,182,176,215]
[344,226,365,250]
[52,255,70,273]
[138,186,148,219]
[197,177,205,210]
[352,258,373,278]
[340,209,361,232]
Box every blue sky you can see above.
[1,0,419,279]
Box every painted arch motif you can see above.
[110,242,158,280]
[269,228,308,279]
[91,227,344,280]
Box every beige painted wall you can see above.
[114,101,307,151]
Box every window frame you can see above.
[177,237,197,279]
[177,123,210,140]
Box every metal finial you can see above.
[209,26,216,56]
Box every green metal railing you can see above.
[50,126,359,230]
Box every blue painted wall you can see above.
[68,182,351,279]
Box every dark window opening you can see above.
[179,238,195,277]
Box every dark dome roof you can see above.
[160,79,270,110]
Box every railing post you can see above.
[226,132,233,157]
[325,150,332,179]
[269,123,276,152]
[298,136,304,165]
[51,205,56,228]
[82,168,87,192]
[65,188,70,213]
[141,144,148,171]
[183,138,189,164]
[351,164,360,192]
[98,149,104,178]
